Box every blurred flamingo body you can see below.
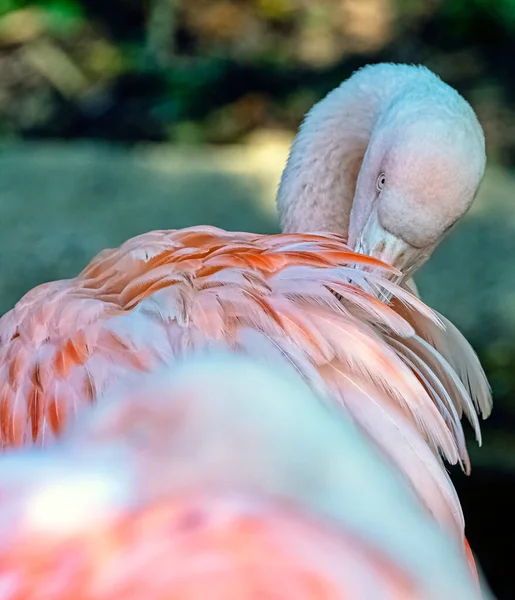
[0,64,491,577]
[0,354,491,599]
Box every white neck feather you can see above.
[276,65,442,238]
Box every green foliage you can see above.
[444,0,515,20]
[0,0,513,148]
[0,0,83,30]
[437,0,515,35]
[38,0,84,34]
[0,0,20,18]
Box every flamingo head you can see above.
[349,80,485,279]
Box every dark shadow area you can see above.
[453,466,515,595]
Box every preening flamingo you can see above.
[278,63,485,278]
[0,63,490,574]
[0,353,491,599]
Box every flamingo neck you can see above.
[275,65,431,239]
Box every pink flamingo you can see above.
[0,64,491,577]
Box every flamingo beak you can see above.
[354,204,423,281]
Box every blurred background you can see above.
[0,0,513,596]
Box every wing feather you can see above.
[0,226,491,542]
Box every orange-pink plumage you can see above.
[0,353,486,599]
[0,62,493,596]
[0,493,418,600]
[0,226,489,556]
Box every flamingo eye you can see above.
[376,173,386,192]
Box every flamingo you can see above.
[0,353,492,599]
[0,63,491,573]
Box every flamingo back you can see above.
[0,226,491,541]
